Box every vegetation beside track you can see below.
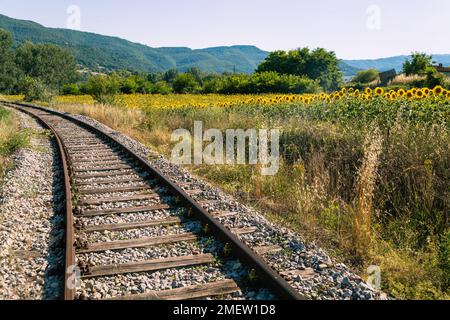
[0,106,30,179]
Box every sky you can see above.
[0,0,449,59]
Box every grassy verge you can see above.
[0,106,30,179]
[48,99,449,300]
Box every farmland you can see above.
[4,86,447,299]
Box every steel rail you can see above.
[3,101,304,300]
[6,104,76,300]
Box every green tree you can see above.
[352,69,380,84]
[0,29,21,93]
[256,48,342,91]
[202,72,321,94]
[186,67,205,85]
[172,73,199,93]
[86,74,121,104]
[15,42,78,90]
[403,52,433,76]
[162,69,179,84]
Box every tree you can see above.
[86,74,121,104]
[403,52,433,76]
[352,69,380,84]
[185,67,205,85]
[172,73,199,93]
[256,48,342,91]
[162,69,179,84]
[0,29,21,93]
[15,42,78,90]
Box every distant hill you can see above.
[0,14,267,73]
[1,14,449,77]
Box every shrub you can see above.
[150,81,172,94]
[61,83,80,95]
[19,76,55,102]
[172,73,200,94]
[86,74,121,104]
[352,69,380,84]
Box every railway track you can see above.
[2,101,303,301]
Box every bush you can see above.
[172,73,200,94]
[61,83,80,95]
[86,74,120,104]
[19,76,55,102]
[150,81,172,94]
[352,69,380,84]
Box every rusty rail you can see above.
[7,104,76,300]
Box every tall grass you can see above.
[50,98,449,299]
[0,106,30,178]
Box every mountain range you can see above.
[1,13,449,77]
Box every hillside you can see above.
[0,14,267,74]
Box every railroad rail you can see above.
[2,101,304,301]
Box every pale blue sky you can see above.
[0,0,448,59]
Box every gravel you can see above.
[0,109,65,300]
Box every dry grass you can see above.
[353,128,383,257]
[388,74,426,86]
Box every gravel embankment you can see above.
[72,114,385,300]
[0,110,65,300]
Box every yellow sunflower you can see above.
[365,87,373,95]
[375,87,384,95]
[433,85,444,95]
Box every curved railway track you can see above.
[2,101,304,301]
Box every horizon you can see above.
[0,0,449,60]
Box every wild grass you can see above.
[388,74,426,87]
[0,106,30,179]
[49,98,449,300]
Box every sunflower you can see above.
[397,89,406,96]
[433,85,444,95]
[423,88,430,96]
[354,89,360,96]
[406,91,414,98]
[374,87,384,95]
[348,88,354,93]
[416,89,424,98]
[365,87,373,95]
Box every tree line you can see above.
[0,28,345,102]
